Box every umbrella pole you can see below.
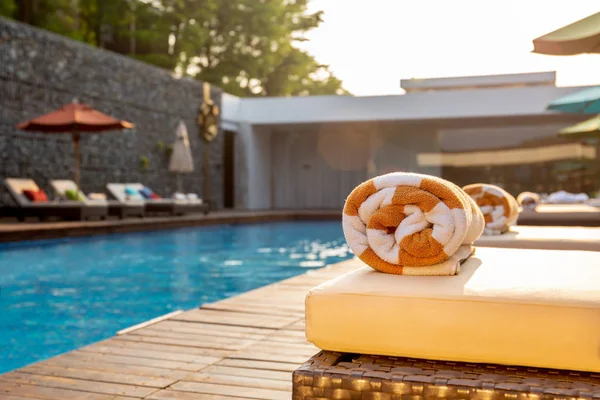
[73,133,81,191]
[176,172,182,193]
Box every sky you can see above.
[297,1,600,96]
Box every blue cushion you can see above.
[124,186,143,200]
[125,187,138,195]
[139,187,154,199]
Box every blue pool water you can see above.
[0,221,352,373]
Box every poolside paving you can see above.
[0,258,362,400]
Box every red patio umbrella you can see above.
[16,100,134,190]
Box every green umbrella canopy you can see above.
[532,12,600,55]
[547,86,600,114]
[559,115,600,137]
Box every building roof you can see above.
[227,85,587,126]
[400,71,556,92]
[221,71,594,127]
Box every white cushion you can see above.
[306,247,600,372]
[475,226,600,251]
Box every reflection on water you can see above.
[0,221,351,373]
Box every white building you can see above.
[222,71,593,210]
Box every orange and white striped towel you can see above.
[463,184,520,235]
[517,191,541,210]
[342,172,485,276]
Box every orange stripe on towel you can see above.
[367,205,405,233]
[399,230,446,266]
[391,186,439,212]
[420,177,463,210]
[359,247,404,275]
[343,180,377,216]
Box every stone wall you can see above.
[0,17,224,208]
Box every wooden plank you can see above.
[200,304,303,318]
[229,351,310,364]
[0,372,157,397]
[43,355,189,379]
[77,344,220,365]
[246,341,318,351]
[171,309,298,329]
[199,366,291,382]
[20,364,176,388]
[250,340,316,350]
[0,395,44,400]
[147,389,248,400]
[126,327,257,344]
[55,350,207,372]
[169,381,289,400]
[217,359,299,372]
[241,345,318,357]
[151,320,276,337]
[180,373,292,391]
[213,298,305,312]
[237,289,308,301]
[95,338,231,358]
[284,320,306,331]
[261,335,308,345]
[267,330,306,338]
[201,303,304,318]
[0,382,133,400]
[114,334,250,351]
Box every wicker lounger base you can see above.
[293,351,600,400]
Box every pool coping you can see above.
[0,209,341,243]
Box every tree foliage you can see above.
[3,0,347,96]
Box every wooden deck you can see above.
[0,209,340,243]
[0,259,361,400]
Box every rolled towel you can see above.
[342,172,485,276]
[463,184,519,235]
[516,191,540,210]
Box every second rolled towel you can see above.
[463,184,519,235]
[517,191,541,210]
[342,172,485,276]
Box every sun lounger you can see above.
[296,247,600,398]
[518,203,600,226]
[50,180,141,220]
[106,183,209,216]
[4,178,84,221]
[475,225,600,251]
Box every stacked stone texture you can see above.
[0,17,223,208]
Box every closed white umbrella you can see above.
[169,121,194,193]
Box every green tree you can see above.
[0,1,15,18]
[3,0,348,97]
[185,0,347,96]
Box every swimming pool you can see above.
[0,220,352,374]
